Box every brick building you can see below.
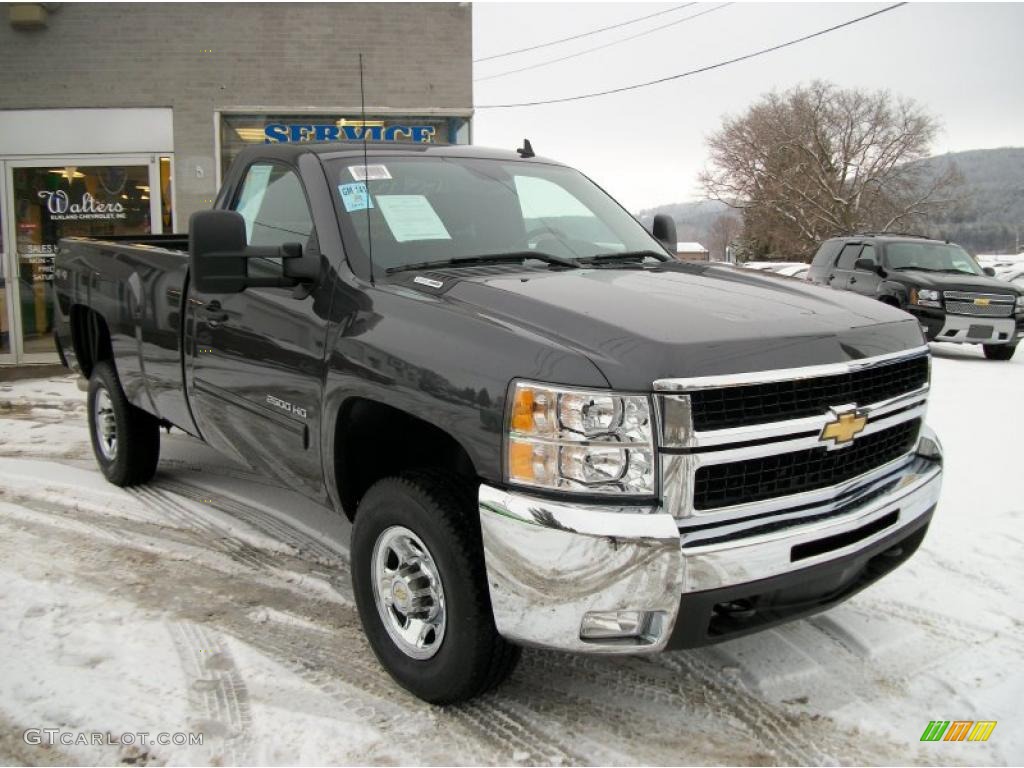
[0,2,472,365]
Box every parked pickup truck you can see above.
[54,143,944,704]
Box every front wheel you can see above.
[983,343,1017,361]
[87,361,161,486]
[350,472,520,704]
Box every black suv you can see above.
[808,234,1024,360]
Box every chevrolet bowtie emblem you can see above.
[820,408,867,448]
[974,298,990,306]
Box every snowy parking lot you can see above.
[0,343,1021,766]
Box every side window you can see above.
[857,244,877,267]
[835,243,864,270]
[232,163,314,260]
[811,239,843,268]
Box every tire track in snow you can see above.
[128,485,279,571]
[656,651,833,765]
[153,478,345,567]
[168,621,252,764]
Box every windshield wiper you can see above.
[577,250,670,265]
[892,266,937,272]
[386,251,578,275]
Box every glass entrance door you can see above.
[0,161,12,362]
[1,156,163,363]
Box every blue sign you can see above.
[264,123,437,144]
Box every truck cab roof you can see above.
[231,141,562,166]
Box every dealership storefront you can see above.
[0,3,473,367]
[0,109,175,365]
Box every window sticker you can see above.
[376,195,452,242]
[338,182,373,213]
[349,164,392,181]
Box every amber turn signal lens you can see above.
[511,388,535,433]
[509,440,535,481]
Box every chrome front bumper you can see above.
[479,427,943,654]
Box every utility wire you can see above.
[477,2,907,109]
[476,3,731,83]
[474,3,694,63]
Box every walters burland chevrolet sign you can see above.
[37,191,127,221]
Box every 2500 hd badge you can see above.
[53,142,943,704]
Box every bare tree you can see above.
[707,213,742,261]
[700,81,963,259]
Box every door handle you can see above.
[849,277,857,284]
[203,300,229,324]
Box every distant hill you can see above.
[638,147,1024,258]
[919,147,1024,254]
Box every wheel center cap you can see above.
[391,579,412,611]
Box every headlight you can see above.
[506,381,655,496]
[1016,294,1024,313]
[910,288,941,307]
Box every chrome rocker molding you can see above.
[478,425,943,654]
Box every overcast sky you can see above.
[471,2,1024,212]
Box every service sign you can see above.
[263,123,437,144]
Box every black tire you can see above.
[983,343,1017,361]
[350,471,520,704]
[87,361,161,486]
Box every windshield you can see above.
[327,156,668,272]
[884,242,984,275]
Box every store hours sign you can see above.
[37,190,127,221]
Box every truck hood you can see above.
[887,268,1024,295]
[442,263,925,390]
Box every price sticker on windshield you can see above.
[338,182,373,213]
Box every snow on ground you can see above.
[0,351,1021,766]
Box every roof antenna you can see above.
[517,139,535,159]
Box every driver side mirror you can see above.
[983,266,996,277]
[189,210,316,294]
[651,214,677,253]
[854,258,886,277]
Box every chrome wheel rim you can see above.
[371,525,446,660]
[93,387,117,461]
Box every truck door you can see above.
[187,159,332,502]
[828,242,863,291]
[846,243,882,297]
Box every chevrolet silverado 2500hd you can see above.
[54,143,944,704]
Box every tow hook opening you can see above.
[713,599,757,621]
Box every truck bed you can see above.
[54,236,197,435]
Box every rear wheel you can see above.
[983,343,1017,361]
[87,361,161,486]
[350,471,520,704]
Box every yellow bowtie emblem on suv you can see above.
[820,409,867,448]
[974,298,990,306]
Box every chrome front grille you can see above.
[943,291,1015,317]
[656,347,930,525]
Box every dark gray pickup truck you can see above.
[54,143,944,703]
